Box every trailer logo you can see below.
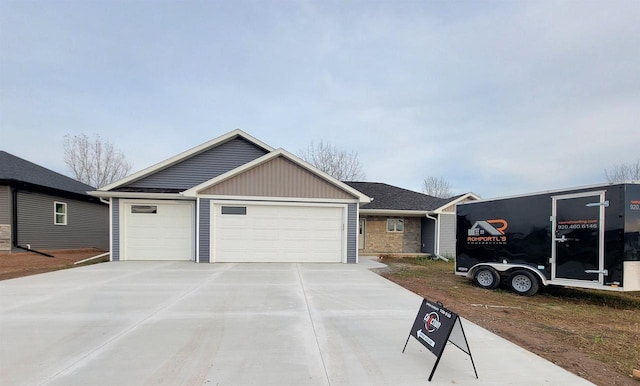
[467,219,508,244]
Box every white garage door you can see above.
[211,203,344,263]
[122,201,194,261]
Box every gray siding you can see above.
[126,137,268,190]
[112,198,120,261]
[0,185,10,224]
[198,199,210,263]
[0,185,11,251]
[439,213,456,257]
[16,191,108,250]
[347,203,357,263]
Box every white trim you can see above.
[119,199,195,261]
[196,194,359,205]
[89,191,191,200]
[461,182,638,205]
[195,197,200,263]
[97,129,275,191]
[108,197,113,261]
[360,209,431,216]
[432,192,481,213]
[54,201,67,225]
[182,149,371,203]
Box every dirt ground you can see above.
[0,248,109,280]
[377,257,640,386]
[1,251,638,385]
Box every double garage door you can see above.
[211,203,345,263]
[122,200,345,262]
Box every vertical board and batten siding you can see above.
[0,185,10,224]
[0,186,11,251]
[125,137,268,190]
[198,199,210,263]
[112,198,120,260]
[16,191,108,250]
[201,156,354,199]
[438,213,456,257]
[347,203,358,263]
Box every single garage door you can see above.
[122,201,194,260]
[211,203,344,263]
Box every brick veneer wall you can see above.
[361,216,421,254]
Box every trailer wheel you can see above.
[508,270,539,296]
[472,267,500,289]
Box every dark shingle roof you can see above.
[0,151,95,196]
[344,181,461,211]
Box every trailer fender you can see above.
[467,263,548,286]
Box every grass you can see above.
[379,256,640,385]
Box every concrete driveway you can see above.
[0,259,592,385]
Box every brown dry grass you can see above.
[378,256,640,386]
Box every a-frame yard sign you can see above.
[403,298,478,382]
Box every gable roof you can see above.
[343,181,476,213]
[98,129,274,191]
[0,151,96,197]
[184,149,371,203]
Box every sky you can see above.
[1,0,638,198]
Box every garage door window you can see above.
[221,206,247,215]
[131,205,157,214]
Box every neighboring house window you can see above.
[54,202,67,225]
[387,218,404,232]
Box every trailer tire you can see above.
[508,270,539,296]
[472,267,500,289]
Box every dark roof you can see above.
[0,151,95,196]
[344,181,462,211]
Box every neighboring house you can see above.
[0,151,109,253]
[344,182,479,258]
[89,130,371,263]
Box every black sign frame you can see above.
[403,298,478,382]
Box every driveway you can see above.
[0,260,592,385]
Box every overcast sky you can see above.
[1,0,638,198]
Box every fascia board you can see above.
[88,191,191,200]
[183,149,373,203]
[98,129,274,191]
[432,192,481,212]
[359,209,430,216]
[276,149,372,203]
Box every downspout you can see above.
[11,187,54,258]
[426,213,448,262]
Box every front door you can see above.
[358,219,366,250]
[551,191,606,283]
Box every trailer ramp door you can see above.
[552,192,606,284]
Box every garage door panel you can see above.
[124,202,194,261]
[212,204,344,263]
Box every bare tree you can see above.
[298,140,366,181]
[64,134,132,188]
[422,176,452,198]
[605,159,640,183]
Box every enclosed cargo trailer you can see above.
[456,183,640,295]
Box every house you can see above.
[0,151,108,253]
[343,182,479,258]
[89,130,371,263]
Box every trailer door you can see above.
[551,191,606,284]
